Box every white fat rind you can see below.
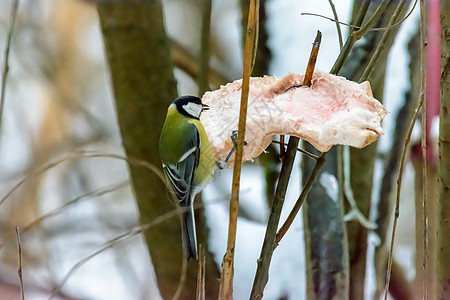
[201,72,387,164]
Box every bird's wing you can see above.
[163,124,200,206]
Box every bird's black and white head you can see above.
[173,96,209,120]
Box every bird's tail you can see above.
[181,205,198,260]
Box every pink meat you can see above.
[201,72,387,163]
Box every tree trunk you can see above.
[97,2,219,299]
[302,146,349,300]
[437,1,450,299]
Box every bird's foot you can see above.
[218,130,247,169]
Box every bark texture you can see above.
[437,1,450,299]
[302,146,349,300]
[97,2,219,299]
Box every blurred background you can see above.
[0,0,436,299]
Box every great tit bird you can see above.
[159,95,215,260]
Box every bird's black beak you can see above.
[202,104,210,111]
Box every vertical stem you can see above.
[250,31,321,300]
[15,226,25,300]
[327,0,343,49]
[196,244,206,300]
[198,0,212,96]
[337,145,344,218]
[275,152,327,244]
[413,159,438,300]
[419,1,428,298]
[384,98,423,300]
[384,1,424,299]
[218,1,259,299]
[0,0,19,136]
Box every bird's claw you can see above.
[219,130,248,168]
[231,130,247,146]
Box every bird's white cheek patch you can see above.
[183,103,202,119]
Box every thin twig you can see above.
[301,0,417,34]
[0,0,19,135]
[251,138,301,299]
[0,151,166,207]
[271,140,318,161]
[250,31,321,300]
[15,226,25,300]
[301,12,359,29]
[48,207,186,300]
[342,145,377,229]
[218,1,259,299]
[359,0,408,82]
[383,94,424,300]
[48,195,229,300]
[337,145,345,223]
[327,0,343,49]
[0,181,129,250]
[330,0,404,76]
[383,1,422,298]
[275,152,327,244]
[329,0,370,75]
[353,0,390,40]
